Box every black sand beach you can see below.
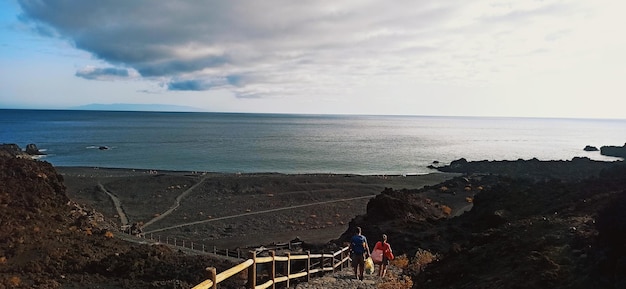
[57,166,460,249]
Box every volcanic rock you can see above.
[0,156,239,288]
[25,143,45,155]
[600,143,626,158]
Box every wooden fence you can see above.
[139,233,304,260]
[192,246,351,289]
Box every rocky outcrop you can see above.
[435,157,621,181]
[0,143,25,157]
[600,143,626,158]
[0,156,238,289]
[339,159,626,289]
[0,143,45,158]
[25,143,45,155]
[584,145,599,151]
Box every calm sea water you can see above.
[1,109,624,175]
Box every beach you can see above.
[57,166,460,249]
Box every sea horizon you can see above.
[3,107,626,121]
[1,108,625,175]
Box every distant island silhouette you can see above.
[70,103,205,112]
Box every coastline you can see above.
[57,165,460,248]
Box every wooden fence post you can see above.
[332,250,336,273]
[285,252,291,288]
[321,251,325,276]
[306,251,311,283]
[270,251,276,289]
[247,251,256,289]
[207,267,217,289]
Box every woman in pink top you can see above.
[373,234,392,277]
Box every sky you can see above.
[1,0,625,118]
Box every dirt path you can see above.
[141,175,210,230]
[452,203,473,217]
[98,182,129,226]
[143,195,375,234]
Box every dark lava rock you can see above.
[0,156,239,289]
[436,157,621,181]
[0,143,27,157]
[337,157,626,289]
[600,143,626,158]
[25,143,45,155]
[584,145,599,151]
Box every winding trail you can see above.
[98,182,129,226]
[142,195,375,235]
[452,203,473,217]
[141,175,210,230]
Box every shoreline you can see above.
[57,166,460,248]
[55,165,447,177]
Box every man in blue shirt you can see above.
[349,226,371,280]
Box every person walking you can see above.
[349,226,370,280]
[373,234,393,278]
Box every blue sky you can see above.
[1,0,625,118]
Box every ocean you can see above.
[1,109,624,175]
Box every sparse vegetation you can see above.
[377,271,413,289]
[390,254,410,269]
[411,248,439,273]
[8,276,21,287]
[441,205,452,215]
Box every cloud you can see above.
[75,67,132,80]
[168,79,213,91]
[16,0,610,100]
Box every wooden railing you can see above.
[193,246,351,289]
[137,232,304,260]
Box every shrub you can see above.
[411,248,439,272]
[390,254,409,269]
[9,276,21,286]
[377,271,413,289]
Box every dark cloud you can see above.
[168,79,213,91]
[75,67,130,80]
[136,56,229,77]
[18,1,233,76]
